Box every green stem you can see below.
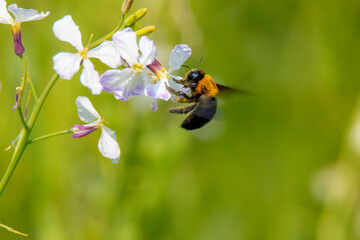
[17,107,29,130]
[87,15,125,49]
[0,223,28,237]
[28,129,72,144]
[0,73,59,196]
[21,57,38,102]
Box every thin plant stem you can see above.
[0,223,28,237]
[0,73,59,196]
[21,57,38,101]
[28,129,72,144]
[17,106,29,130]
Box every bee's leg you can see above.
[167,103,197,114]
[174,96,195,102]
[187,82,198,88]
[172,78,184,84]
[165,84,193,99]
[172,78,198,89]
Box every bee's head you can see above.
[186,69,205,83]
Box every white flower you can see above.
[0,1,50,56]
[100,27,156,101]
[146,44,192,111]
[53,15,122,95]
[72,96,120,163]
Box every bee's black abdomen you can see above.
[181,95,217,130]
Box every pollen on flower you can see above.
[132,63,143,73]
[154,68,169,80]
[79,48,89,58]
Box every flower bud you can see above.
[71,125,97,138]
[135,26,156,36]
[10,24,25,57]
[124,14,136,26]
[134,8,147,22]
[121,0,134,15]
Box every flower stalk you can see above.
[0,73,59,196]
[0,223,28,237]
[27,129,73,144]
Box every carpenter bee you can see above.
[166,69,240,130]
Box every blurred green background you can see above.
[1,0,360,239]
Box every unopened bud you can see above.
[134,8,147,22]
[10,24,25,57]
[135,26,156,36]
[124,14,136,26]
[71,125,97,138]
[121,0,134,15]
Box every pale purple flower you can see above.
[100,28,156,101]
[53,15,122,95]
[146,44,192,111]
[0,0,50,56]
[71,96,120,163]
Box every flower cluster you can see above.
[0,0,193,164]
[53,19,192,110]
[50,14,193,162]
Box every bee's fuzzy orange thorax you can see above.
[195,75,219,97]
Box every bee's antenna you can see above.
[181,65,191,70]
[195,56,203,68]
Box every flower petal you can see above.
[99,126,120,163]
[53,15,83,51]
[139,36,157,66]
[53,52,82,79]
[8,4,49,23]
[112,28,139,65]
[87,41,122,68]
[0,0,12,24]
[100,68,133,93]
[80,59,103,95]
[170,74,183,81]
[144,77,171,101]
[114,71,150,101]
[169,44,192,72]
[75,96,101,122]
[150,98,158,111]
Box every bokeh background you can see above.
[1,0,360,239]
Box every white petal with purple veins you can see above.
[53,52,82,79]
[80,59,103,95]
[0,0,12,24]
[75,96,101,122]
[139,36,157,66]
[53,15,83,51]
[144,78,171,101]
[87,41,122,68]
[8,4,49,23]
[100,68,134,93]
[169,44,192,72]
[99,126,120,164]
[115,71,151,101]
[113,28,139,65]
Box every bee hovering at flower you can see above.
[166,67,246,130]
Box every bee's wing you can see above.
[216,83,254,96]
[181,95,217,130]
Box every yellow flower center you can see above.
[79,48,89,58]
[153,67,169,83]
[132,63,143,73]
